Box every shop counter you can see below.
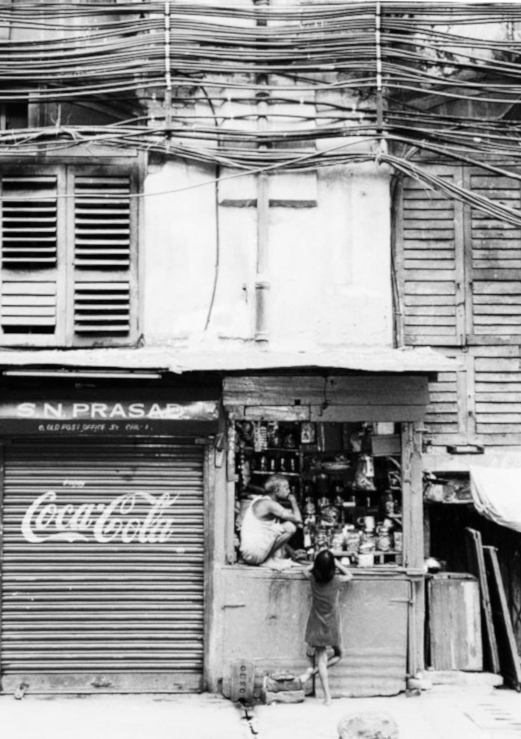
[217,564,414,699]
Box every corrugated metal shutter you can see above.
[1,438,205,694]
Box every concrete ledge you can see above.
[427,670,503,690]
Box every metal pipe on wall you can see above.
[254,0,270,344]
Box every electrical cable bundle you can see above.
[1,2,521,223]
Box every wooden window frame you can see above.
[0,159,140,348]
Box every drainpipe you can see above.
[254,0,270,344]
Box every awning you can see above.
[470,465,521,532]
[0,345,459,375]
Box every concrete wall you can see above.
[143,160,393,349]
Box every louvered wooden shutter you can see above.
[396,165,465,346]
[0,168,62,343]
[70,167,137,346]
[466,167,521,344]
[1,176,57,268]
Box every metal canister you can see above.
[315,527,329,550]
[376,525,392,552]
[345,528,361,554]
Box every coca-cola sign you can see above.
[21,490,180,545]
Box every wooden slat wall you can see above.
[473,346,521,444]
[1,438,205,693]
[425,369,461,442]
[398,167,463,346]
[397,163,521,450]
[468,169,521,343]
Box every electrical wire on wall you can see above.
[2,3,521,223]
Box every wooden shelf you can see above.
[242,447,299,453]
[252,471,300,477]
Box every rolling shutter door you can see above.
[1,438,205,694]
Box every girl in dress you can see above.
[299,549,353,705]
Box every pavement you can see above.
[1,679,521,739]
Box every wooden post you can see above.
[402,421,425,674]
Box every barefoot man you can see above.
[240,474,302,570]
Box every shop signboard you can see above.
[0,395,219,435]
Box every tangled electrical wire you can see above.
[2,2,521,223]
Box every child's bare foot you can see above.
[298,667,314,685]
[323,698,332,706]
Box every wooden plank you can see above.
[428,575,482,671]
[404,260,456,271]
[406,307,456,317]
[404,270,457,281]
[244,406,310,421]
[477,392,521,402]
[476,424,521,434]
[483,546,521,691]
[476,404,521,415]
[465,528,500,674]
[473,433,521,445]
[424,425,461,434]
[477,373,521,382]
[404,283,455,295]
[223,376,325,406]
[473,305,521,315]
[310,405,425,423]
[406,316,455,326]
[475,359,521,372]
[403,240,455,249]
[325,375,429,406]
[405,327,457,336]
[425,413,459,423]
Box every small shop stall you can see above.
[214,373,428,699]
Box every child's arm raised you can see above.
[335,558,353,582]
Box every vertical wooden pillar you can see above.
[402,421,425,675]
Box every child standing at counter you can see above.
[298,549,353,705]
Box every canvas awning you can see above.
[470,465,521,532]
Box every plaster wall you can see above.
[143,159,393,348]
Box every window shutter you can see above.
[0,170,61,343]
[74,176,131,269]
[1,176,57,268]
[70,166,137,346]
[0,281,57,334]
[74,281,130,335]
[466,167,521,344]
[396,165,465,346]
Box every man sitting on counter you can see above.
[239,474,303,570]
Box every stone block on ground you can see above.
[337,712,399,739]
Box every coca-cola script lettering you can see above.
[21,491,179,544]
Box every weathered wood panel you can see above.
[224,376,429,422]
[325,376,428,406]
[223,376,325,406]
[397,167,464,347]
[428,574,483,671]
[465,528,500,674]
